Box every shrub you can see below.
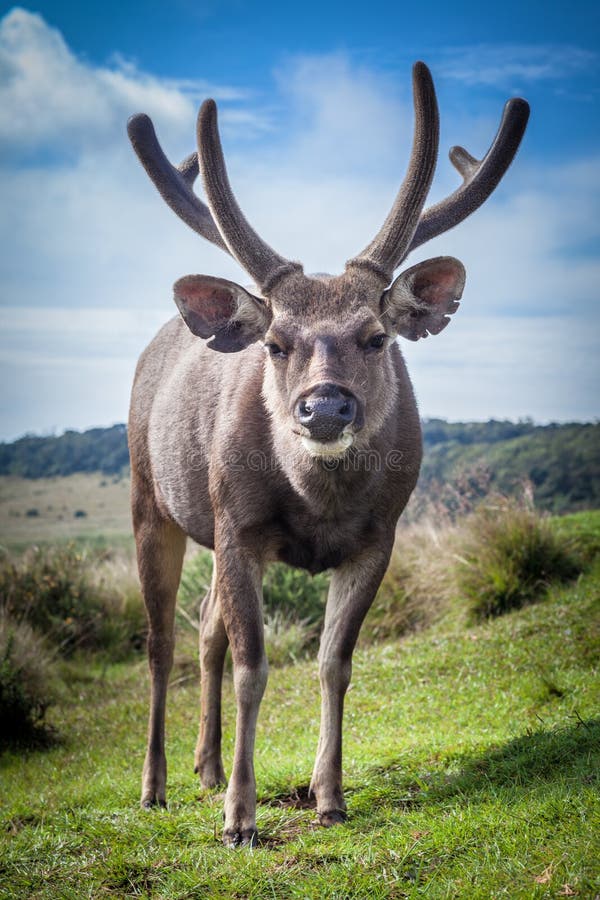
[0,545,145,660]
[262,563,328,625]
[177,552,328,664]
[0,610,58,744]
[456,501,581,619]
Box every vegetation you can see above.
[1,419,597,894]
[0,424,129,478]
[456,502,582,619]
[0,509,598,897]
[0,612,58,746]
[0,544,145,661]
[0,472,133,548]
[417,419,600,515]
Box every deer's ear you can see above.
[381,257,465,341]
[174,275,271,352]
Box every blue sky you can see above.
[0,1,598,439]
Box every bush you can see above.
[456,501,581,620]
[0,545,146,660]
[177,552,328,665]
[0,611,58,744]
[262,563,328,625]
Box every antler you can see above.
[406,97,530,257]
[127,113,230,254]
[346,62,440,284]
[196,100,303,294]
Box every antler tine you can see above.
[346,62,439,284]
[406,97,530,256]
[127,113,230,254]
[197,100,303,294]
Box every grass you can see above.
[0,474,132,549]
[0,512,598,898]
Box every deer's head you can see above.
[128,63,528,458]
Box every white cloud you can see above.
[438,44,597,89]
[0,10,598,439]
[0,7,264,159]
[403,313,599,423]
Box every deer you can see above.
[126,61,529,847]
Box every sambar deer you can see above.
[127,62,528,846]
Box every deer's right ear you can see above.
[174,275,271,352]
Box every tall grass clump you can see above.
[0,544,145,660]
[457,501,581,620]
[363,521,459,643]
[0,610,58,744]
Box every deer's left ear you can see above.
[381,256,465,341]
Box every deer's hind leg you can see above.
[194,562,229,788]
[132,472,186,809]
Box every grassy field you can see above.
[0,474,132,549]
[1,511,599,898]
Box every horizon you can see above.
[0,2,599,440]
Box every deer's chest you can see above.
[272,507,374,574]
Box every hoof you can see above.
[317,808,347,827]
[223,827,258,848]
[141,796,166,810]
[194,760,227,789]
[196,770,227,790]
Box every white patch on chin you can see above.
[300,432,354,458]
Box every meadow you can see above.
[0,474,132,549]
[0,483,598,898]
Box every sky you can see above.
[0,0,598,440]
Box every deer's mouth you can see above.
[299,430,354,459]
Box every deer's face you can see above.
[174,260,465,459]
[263,304,391,458]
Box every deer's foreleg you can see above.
[310,542,392,826]
[214,529,267,847]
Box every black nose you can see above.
[295,385,357,442]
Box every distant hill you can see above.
[0,420,598,514]
[0,425,129,479]
[417,419,600,515]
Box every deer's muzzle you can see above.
[294,384,358,443]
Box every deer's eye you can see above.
[367,333,387,351]
[265,342,288,359]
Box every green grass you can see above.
[1,519,598,898]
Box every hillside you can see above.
[0,420,598,514]
[0,424,129,479]
[418,419,600,515]
[1,511,598,897]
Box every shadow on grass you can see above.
[355,716,600,818]
[0,721,61,755]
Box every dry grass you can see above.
[0,474,132,547]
